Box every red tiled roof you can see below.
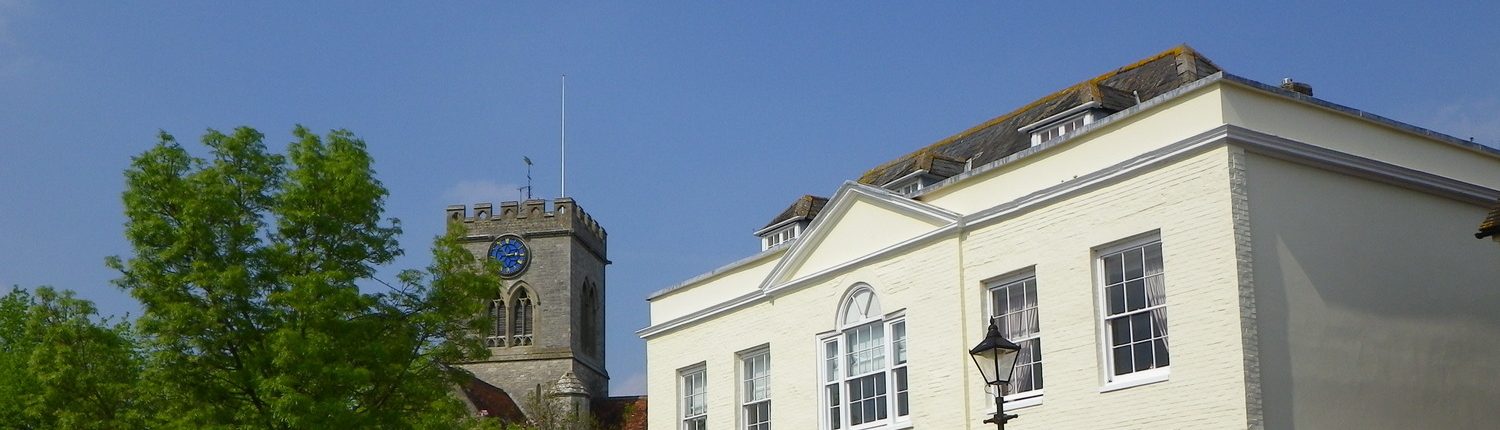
[596,396,648,430]
[458,375,527,424]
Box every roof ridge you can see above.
[856,44,1208,184]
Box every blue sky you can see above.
[1,1,1497,396]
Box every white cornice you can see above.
[639,125,1500,340]
[756,181,959,292]
[640,71,1500,340]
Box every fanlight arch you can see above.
[837,283,883,328]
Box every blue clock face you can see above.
[488,235,530,278]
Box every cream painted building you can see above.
[638,46,1500,429]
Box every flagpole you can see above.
[561,74,567,198]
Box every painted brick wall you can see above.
[646,146,1249,429]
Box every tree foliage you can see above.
[107,126,500,428]
[0,286,147,429]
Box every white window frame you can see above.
[1094,233,1170,392]
[1028,112,1093,147]
[817,285,910,430]
[680,363,708,430]
[984,270,1043,408]
[761,223,801,250]
[739,346,772,430]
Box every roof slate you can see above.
[760,195,829,231]
[856,44,1221,186]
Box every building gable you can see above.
[761,182,958,290]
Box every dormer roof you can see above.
[1477,200,1500,239]
[759,195,830,233]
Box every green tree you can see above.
[0,286,147,430]
[108,126,500,429]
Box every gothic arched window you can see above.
[487,295,507,347]
[512,289,534,346]
[582,282,600,356]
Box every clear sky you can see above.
[2,1,1497,396]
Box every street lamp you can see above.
[970,320,1023,429]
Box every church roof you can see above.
[1477,200,1500,239]
[760,195,829,232]
[457,374,527,423]
[856,44,1221,187]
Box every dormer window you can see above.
[1032,114,1087,146]
[883,170,940,196]
[761,223,802,250]
[892,180,923,195]
[756,195,828,251]
[1019,102,1111,147]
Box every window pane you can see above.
[1107,285,1125,315]
[745,401,770,430]
[1025,281,1038,311]
[1131,313,1153,343]
[1031,362,1044,392]
[892,321,907,365]
[824,341,839,382]
[894,367,908,416]
[1125,279,1146,312]
[1145,242,1163,274]
[1134,342,1155,372]
[846,324,885,376]
[1124,248,1144,280]
[826,384,841,429]
[1006,286,1023,313]
[1155,339,1171,367]
[847,373,887,425]
[1110,317,1130,348]
[1104,254,1124,284]
[1113,346,1133,376]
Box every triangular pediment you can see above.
[761,182,958,290]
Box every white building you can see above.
[638,46,1500,429]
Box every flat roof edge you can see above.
[1217,73,1500,159]
[645,247,784,301]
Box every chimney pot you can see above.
[1280,77,1313,97]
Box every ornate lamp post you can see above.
[970,320,1023,429]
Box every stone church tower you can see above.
[446,197,609,412]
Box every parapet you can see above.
[446,197,608,252]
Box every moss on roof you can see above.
[1477,200,1500,239]
[760,195,829,232]
[856,44,1222,186]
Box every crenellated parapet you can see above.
[446,197,607,259]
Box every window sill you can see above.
[849,418,912,430]
[1099,368,1169,393]
[1003,392,1043,410]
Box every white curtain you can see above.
[1144,246,1168,348]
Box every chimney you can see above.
[1281,78,1313,97]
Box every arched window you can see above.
[819,285,909,429]
[511,289,534,346]
[487,294,507,347]
[582,282,600,356]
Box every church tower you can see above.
[446,197,609,408]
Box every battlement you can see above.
[446,197,608,252]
